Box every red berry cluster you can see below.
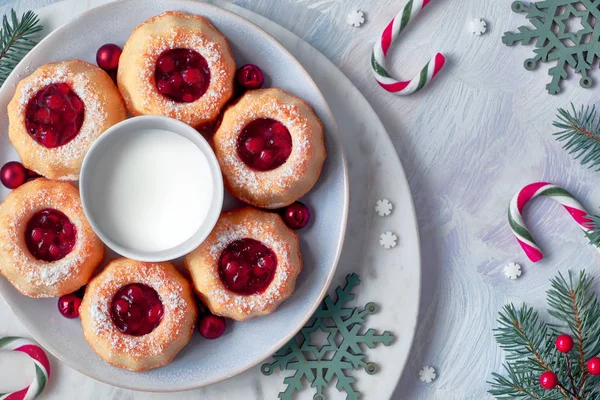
[539,334,600,391]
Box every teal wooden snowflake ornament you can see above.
[261,273,393,400]
[502,0,600,94]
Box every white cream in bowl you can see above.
[80,116,223,261]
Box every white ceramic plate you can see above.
[0,0,349,391]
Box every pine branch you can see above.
[548,271,600,396]
[0,10,43,86]
[490,271,600,399]
[489,364,555,399]
[584,214,600,249]
[553,104,600,171]
[494,304,552,370]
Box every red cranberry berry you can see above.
[198,314,226,339]
[236,119,292,171]
[555,334,574,353]
[154,48,210,103]
[218,238,277,295]
[110,283,164,336]
[281,202,311,229]
[194,296,209,315]
[107,69,118,84]
[1,161,29,189]
[58,293,82,319]
[25,209,77,261]
[236,64,264,90]
[588,357,600,375]
[25,83,85,148]
[96,43,122,71]
[539,371,558,390]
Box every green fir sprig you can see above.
[553,105,600,171]
[489,270,600,400]
[584,215,600,250]
[0,10,42,86]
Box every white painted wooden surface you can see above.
[3,0,600,399]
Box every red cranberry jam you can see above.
[236,119,292,171]
[155,48,210,103]
[111,283,164,336]
[218,238,277,295]
[24,83,85,148]
[25,208,77,262]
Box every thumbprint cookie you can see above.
[117,11,236,128]
[0,179,104,298]
[212,88,326,209]
[80,258,197,372]
[185,207,302,321]
[7,60,126,180]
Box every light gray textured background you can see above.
[3,0,600,399]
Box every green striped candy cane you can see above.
[0,337,50,400]
[508,182,594,262]
[371,0,446,95]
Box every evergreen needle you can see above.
[0,10,43,86]
[489,270,600,399]
[585,214,600,249]
[553,104,600,171]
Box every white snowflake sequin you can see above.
[375,199,393,216]
[379,231,397,249]
[419,366,436,383]
[347,10,365,27]
[469,18,487,35]
[503,262,522,280]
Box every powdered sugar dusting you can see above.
[130,13,234,124]
[225,98,309,191]
[215,89,322,206]
[201,211,299,317]
[87,261,189,358]
[0,183,90,296]
[16,63,109,165]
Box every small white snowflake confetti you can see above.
[347,10,365,27]
[503,262,522,280]
[419,366,436,383]
[375,199,393,216]
[469,18,487,35]
[379,231,397,249]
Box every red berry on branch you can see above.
[539,371,558,389]
[588,357,600,375]
[198,314,226,339]
[96,43,122,71]
[556,334,574,353]
[58,293,82,319]
[1,161,29,189]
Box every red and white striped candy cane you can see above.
[371,0,446,95]
[0,337,50,400]
[508,182,594,262]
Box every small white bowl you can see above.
[79,115,223,262]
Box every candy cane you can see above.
[371,0,446,95]
[0,337,50,400]
[508,182,594,262]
